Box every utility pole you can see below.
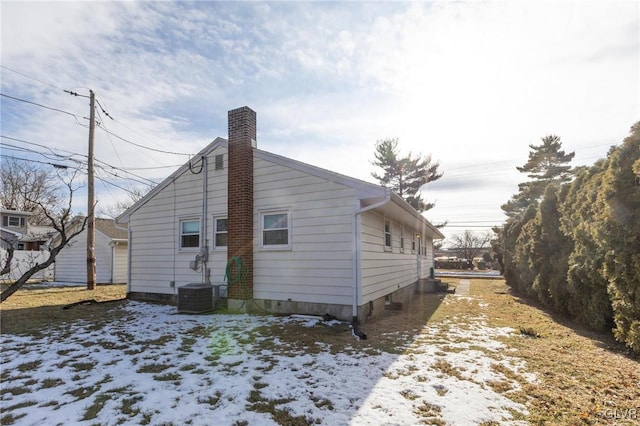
[87,89,96,290]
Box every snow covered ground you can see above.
[1,296,534,425]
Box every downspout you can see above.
[201,155,209,283]
[351,188,392,340]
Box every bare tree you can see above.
[449,230,492,267]
[0,235,17,275]
[1,157,61,225]
[98,185,148,219]
[1,169,87,303]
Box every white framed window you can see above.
[261,210,291,249]
[179,219,200,249]
[411,232,416,253]
[3,216,25,227]
[384,219,392,250]
[400,225,405,252]
[213,217,227,248]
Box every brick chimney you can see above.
[227,106,256,301]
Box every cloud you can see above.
[1,0,637,221]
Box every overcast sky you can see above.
[1,1,638,243]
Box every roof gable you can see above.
[117,137,227,222]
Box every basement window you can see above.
[214,217,227,248]
[180,219,200,249]
[261,210,290,249]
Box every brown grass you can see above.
[1,280,639,425]
[0,283,127,335]
[469,280,640,425]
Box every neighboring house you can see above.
[53,217,128,283]
[0,209,54,250]
[117,107,444,323]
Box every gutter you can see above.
[351,188,392,340]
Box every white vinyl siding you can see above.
[127,145,229,295]
[253,157,356,305]
[359,211,420,303]
[122,142,438,306]
[112,243,128,283]
[54,230,113,283]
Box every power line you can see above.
[0,65,67,92]
[1,134,180,173]
[95,97,113,120]
[120,164,183,170]
[95,122,192,156]
[95,172,141,196]
[0,134,88,159]
[0,93,85,123]
[96,107,125,169]
[0,143,84,165]
[94,162,156,187]
[0,153,73,169]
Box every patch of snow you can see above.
[1,301,533,425]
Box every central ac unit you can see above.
[177,283,216,313]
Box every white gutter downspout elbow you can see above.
[352,188,391,338]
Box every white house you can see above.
[53,218,128,284]
[1,209,54,250]
[117,107,443,324]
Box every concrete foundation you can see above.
[130,279,446,323]
[128,291,176,305]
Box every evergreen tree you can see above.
[502,135,575,218]
[532,184,572,313]
[594,122,640,351]
[371,138,442,212]
[501,203,537,295]
[560,163,612,331]
[500,134,575,295]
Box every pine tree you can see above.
[502,135,575,218]
[560,163,612,331]
[594,122,640,351]
[371,138,442,212]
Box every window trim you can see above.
[399,225,405,253]
[384,218,392,251]
[5,216,25,227]
[179,218,201,251]
[213,216,228,249]
[260,209,292,250]
[411,232,416,253]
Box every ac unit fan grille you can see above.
[177,283,214,313]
